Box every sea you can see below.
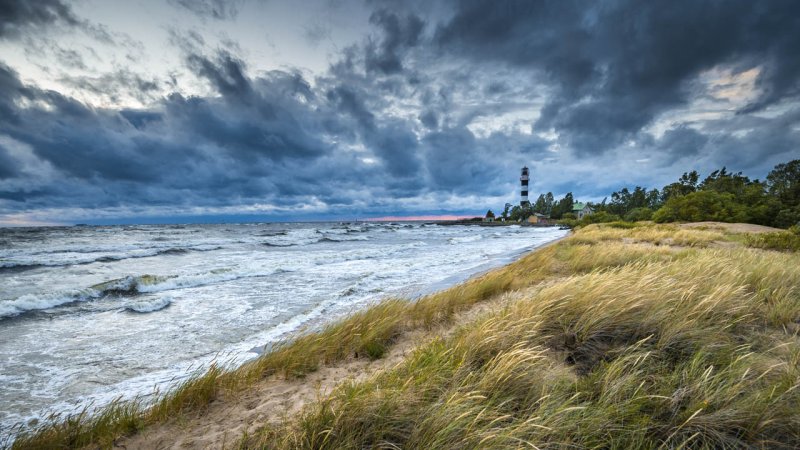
[0,222,567,436]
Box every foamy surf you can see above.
[0,267,295,319]
[125,296,172,313]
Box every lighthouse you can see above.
[520,166,530,206]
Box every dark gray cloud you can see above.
[433,0,800,154]
[185,49,254,101]
[418,109,438,129]
[0,0,78,38]
[168,0,246,21]
[0,143,20,178]
[655,126,709,160]
[59,70,161,104]
[364,9,424,75]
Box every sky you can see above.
[0,0,798,225]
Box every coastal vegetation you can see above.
[514,158,800,229]
[8,222,800,449]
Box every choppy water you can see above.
[0,222,566,435]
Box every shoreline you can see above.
[435,220,563,227]
[411,231,571,299]
[10,222,799,449]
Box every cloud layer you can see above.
[0,0,798,224]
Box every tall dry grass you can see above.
[246,228,800,449]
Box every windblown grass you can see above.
[10,223,800,449]
[568,223,726,247]
[245,226,800,449]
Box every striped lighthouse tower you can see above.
[520,166,530,206]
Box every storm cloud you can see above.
[433,0,800,154]
[0,0,78,38]
[0,0,798,224]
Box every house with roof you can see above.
[527,212,550,225]
[572,202,594,220]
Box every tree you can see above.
[609,186,651,216]
[768,160,800,205]
[700,167,756,197]
[646,189,661,209]
[608,187,630,216]
[544,192,554,215]
[767,160,800,227]
[501,203,512,220]
[661,170,699,202]
[485,209,495,219]
[551,192,574,219]
[509,204,532,221]
[625,207,654,222]
[533,194,546,214]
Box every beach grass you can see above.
[8,223,800,449]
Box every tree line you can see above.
[503,159,799,228]
[499,192,578,222]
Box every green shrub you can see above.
[624,207,653,221]
[744,231,800,252]
[578,211,620,226]
[653,191,748,223]
[557,218,578,228]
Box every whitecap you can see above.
[125,296,172,313]
[448,235,484,244]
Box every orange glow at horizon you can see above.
[365,214,478,222]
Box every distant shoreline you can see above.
[434,219,562,227]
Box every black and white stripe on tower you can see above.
[520,166,530,206]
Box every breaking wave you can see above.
[0,267,283,319]
[262,229,370,247]
[0,245,221,273]
[448,235,484,244]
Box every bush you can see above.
[624,207,653,222]
[744,231,800,252]
[578,211,620,225]
[653,191,748,223]
[557,218,578,228]
[774,207,800,229]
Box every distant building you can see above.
[527,213,550,225]
[520,166,530,206]
[572,202,594,220]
